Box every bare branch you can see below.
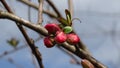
[18,0,57,18]
[37,0,43,25]
[68,0,73,17]
[46,0,62,17]
[28,0,31,22]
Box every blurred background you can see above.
[0,0,120,68]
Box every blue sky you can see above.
[0,0,120,68]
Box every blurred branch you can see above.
[28,0,31,22]
[0,45,27,58]
[0,10,107,68]
[37,0,43,25]
[7,58,24,68]
[46,0,62,17]
[0,0,44,68]
[31,53,39,68]
[68,0,73,17]
[18,0,57,18]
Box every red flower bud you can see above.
[55,31,67,43]
[45,23,61,34]
[44,37,55,48]
[67,33,80,45]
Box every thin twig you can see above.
[46,0,62,17]
[0,0,44,68]
[57,46,81,65]
[7,58,24,68]
[0,45,27,58]
[18,0,57,18]
[28,0,31,22]
[37,0,43,25]
[68,0,73,17]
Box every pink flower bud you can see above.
[81,59,95,68]
[44,37,55,48]
[55,31,67,43]
[67,33,80,45]
[45,23,61,34]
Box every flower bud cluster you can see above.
[43,23,80,48]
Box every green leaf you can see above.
[65,9,72,26]
[63,26,73,33]
[7,38,19,48]
[57,17,68,26]
[65,9,71,20]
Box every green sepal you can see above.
[65,9,72,26]
[58,24,65,29]
[57,17,68,26]
[63,26,73,34]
